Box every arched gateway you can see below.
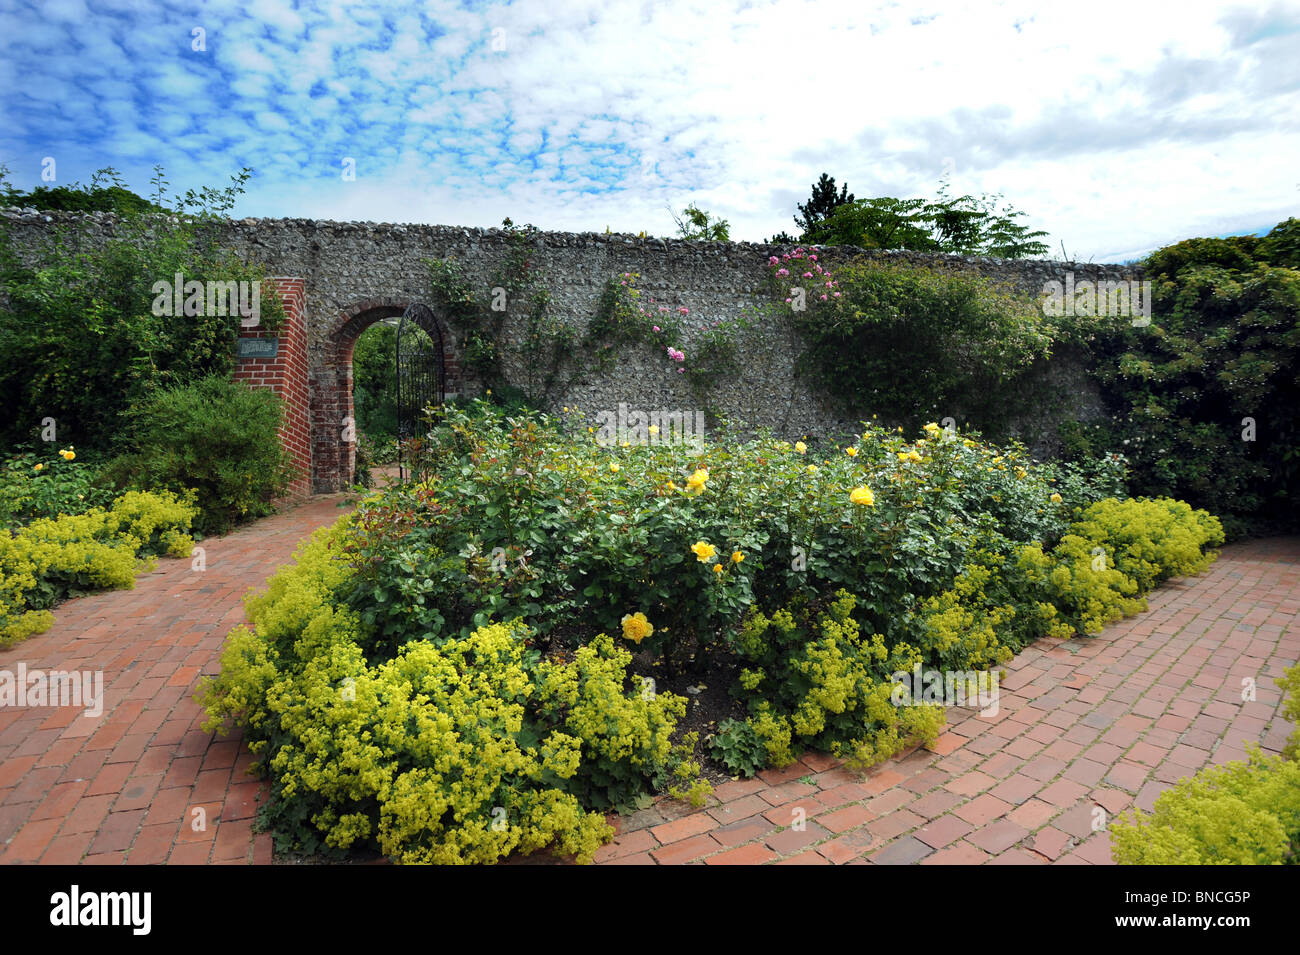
[233,282,460,496]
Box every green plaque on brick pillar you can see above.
[237,338,278,359]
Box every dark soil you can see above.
[628,651,749,787]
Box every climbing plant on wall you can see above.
[427,220,578,405]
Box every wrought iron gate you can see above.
[394,303,446,481]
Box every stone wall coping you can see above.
[0,206,1140,271]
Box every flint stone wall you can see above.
[1,208,1143,491]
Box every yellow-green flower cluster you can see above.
[1,490,196,647]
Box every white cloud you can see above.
[0,0,1297,257]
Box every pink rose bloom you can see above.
[768,256,779,265]
[833,291,841,297]
[678,306,689,315]
[810,254,817,261]
[777,268,789,276]
[784,297,792,303]
[820,294,828,301]
[803,272,813,278]
[678,367,685,374]
[653,325,660,332]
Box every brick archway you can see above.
[311,299,460,492]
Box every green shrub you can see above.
[112,375,296,534]
[199,521,705,864]
[708,719,769,778]
[0,448,117,527]
[1280,662,1300,760]
[1084,220,1300,536]
[1013,497,1224,636]
[1110,749,1300,864]
[1111,650,1300,865]
[0,490,195,647]
[724,591,945,772]
[780,254,1055,432]
[0,167,284,454]
[201,405,1228,859]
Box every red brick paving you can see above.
[1,509,1296,866]
[597,537,1300,865]
[0,495,351,864]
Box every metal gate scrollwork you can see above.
[394,303,446,481]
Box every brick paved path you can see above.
[594,537,1300,864]
[1,502,1296,865]
[0,495,352,864]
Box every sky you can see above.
[1,0,1298,262]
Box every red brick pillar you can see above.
[232,277,312,500]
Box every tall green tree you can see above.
[795,173,854,237]
[806,179,1050,259]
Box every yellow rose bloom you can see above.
[648,425,659,436]
[1050,492,1063,503]
[33,463,43,471]
[849,485,875,507]
[897,452,909,463]
[806,464,817,474]
[845,446,858,457]
[923,422,940,433]
[908,450,922,463]
[794,441,807,454]
[609,462,620,473]
[713,564,723,575]
[621,612,654,644]
[691,540,717,563]
[731,550,744,564]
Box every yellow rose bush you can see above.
[201,398,1229,856]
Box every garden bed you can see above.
[199,401,1226,864]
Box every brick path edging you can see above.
[1,501,1296,866]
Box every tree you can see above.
[795,173,854,237]
[807,197,936,250]
[807,179,1050,259]
[672,202,729,241]
[0,165,166,215]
